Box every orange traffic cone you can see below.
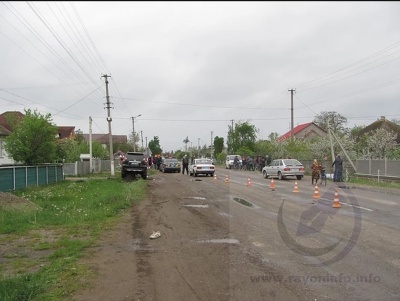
[269,178,275,191]
[332,189,341,208]
[293,181,299,193]
[246,178,252,186]
[214,173,217,180]
[225,175,230,183]
[312,185,320,199]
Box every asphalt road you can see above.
[74,166,400,301]
[187,166,400,300]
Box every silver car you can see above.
[262,159,304,180]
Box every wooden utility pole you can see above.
[288,89,296,141]
[102,74,114,176]
[89,116,93,173]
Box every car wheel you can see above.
[194,173,197,177]
[296,175,302,180]
[141,172,147,180]
[278,172,283,180]
[262,170,268,179]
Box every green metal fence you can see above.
[0,165,64,192]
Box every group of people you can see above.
[233,155,270,171]
[311,155,343,185]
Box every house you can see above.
[81,134,128,147]
[277,122,327,142]
[357,116,400,143]
[56,126,75,139]
[0,111,24,165]
[0,124,13,165]
[0,111,25,132]
[0,110,77,165]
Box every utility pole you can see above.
[141,130,143,150]
[102,74,114,176]
[288,89,296,142]
[210,131,213,160]
[198,138,200,158]
[131,114,141,152]
[89,116,93,173]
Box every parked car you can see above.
[160,158,181,173]
[225,155,242,169]
[262,158,304,180]
[121,152,148,179]
[189,158,215,177]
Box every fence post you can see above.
[385,157,387,176]
[13,167,15,190]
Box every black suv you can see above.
[121,152,148,180]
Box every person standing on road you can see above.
[332,155,343,182]
[182,155,189,175]
[311,159,322,185]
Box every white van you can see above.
[225,155,242,169]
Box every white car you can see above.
[189,158,215,177]
[262,158,304,180]
[225,155,242,169]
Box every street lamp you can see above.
[132,114,141,151]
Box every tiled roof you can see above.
[0,124,11,136]
[277,122,312,141]
[0,111,25,131]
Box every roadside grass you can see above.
[350,176,400,189]
[0,174,148,301]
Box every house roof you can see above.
[0,111,25,131]
[277,122,312,141]
[82,133,128,144]
[0,124,11,136]
[357,116,400,143]
[56,126,75,139]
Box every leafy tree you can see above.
[236,146,254,157]
[268,132,279,141]
[128,131,140,151]
[227,121,258,153]
[149,136,162,155]
[213,136,224,158]
[254,140,274,157]
[5,109,57,165]
[364,128,397,159]
[55,136,108,162]
[314,111,347,134]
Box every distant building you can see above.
[81,133,128,148]
[0,111,75,164]
[277,122,327,142]
[56,126,75,139]
[356,116,400,144]
[0,124,13,165]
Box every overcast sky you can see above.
[1,1,400,152]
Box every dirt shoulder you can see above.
[72,170,314,301]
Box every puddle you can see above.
[233,197,253,207]
[183,204,209,208]
[186,197,206,200]
[198,238,239,244]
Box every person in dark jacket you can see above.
[182,155,189,175]
[332,155,343,182]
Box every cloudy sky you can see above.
[1,1,400,152]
